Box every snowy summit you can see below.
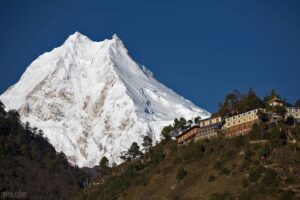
[0,32,210,167]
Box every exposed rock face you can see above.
[0,32,210,167]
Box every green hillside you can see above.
[77,122,300,200]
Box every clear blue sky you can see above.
[0,0,299,112]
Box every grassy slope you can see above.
[78,132,300,200]
[119,138,252,200]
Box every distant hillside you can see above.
[0,102,88,200]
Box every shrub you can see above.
[240,190,253,200]
[166,141,178,154]
[242,178,248,188]
[261,169,281,190]
[210,193,220,200]
[259,145,270,159]
[172,156,182,166]
[248,167,263,182]
[150,145,164,165]
[180,142,205,163]
[162,165,173,175]
[208,175,216,182]
[134,175,148,186]
[193,143,205,161]
[210,192,233,200]
[278,191,294,200]
[181,150,192,162]
[213,161,223,171]
[249,123,264,140]
[176,167,187,181]
[233,135,247,147]
[222,150,236,162]
[244,149,253,162]
[285,176,295,184]
[253,160,259,166]
[219,167,231,176]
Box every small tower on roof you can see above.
[267,96,284,107]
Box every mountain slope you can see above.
[77,136,299,200]
[0,32,210,167]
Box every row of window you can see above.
[225,116,257,127]
[287,108,300,113]
[199,117,222,127]
[197,129,217,136]
[226,110,259,122]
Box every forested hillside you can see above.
[0,102,88,200]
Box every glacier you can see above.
[0,32,210,167]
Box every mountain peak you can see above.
[65,31,90,44]
[112,33,124,43]
[112,33,120,40]
[110,33,125,48]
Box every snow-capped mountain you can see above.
[0,32,210,167]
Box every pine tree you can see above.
[270,89,280,98]
[295,99,300,107]
[194,116,201,124]
[161,125,172,140]
[218,90,242,116]
[142,136,153,152]
[0,101,6,116]
[99,156,110,175]
[179,117,187,130]
[7,110,20,122]
[128,142,142,159]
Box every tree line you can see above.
[215,88,300,117]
